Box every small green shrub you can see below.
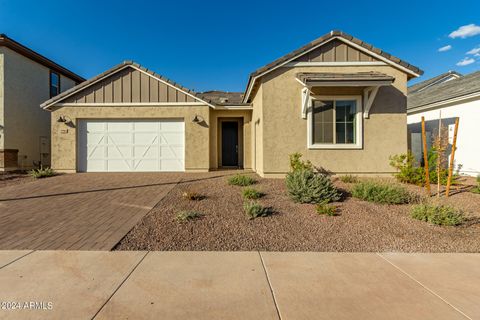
[28,167,55,179]
[242,187,264,200]
[182,191,205,201]
[389,152,459,186]
[389,153,424,186]
[351,181,411,204]
[243,201,271,219]
[228,174,256,186]
[289,152,313,172]
[411,204,464,226]
[285,169,340,204]
[339,175,359,183]
[315,201,338,216]
[176,210,203,222]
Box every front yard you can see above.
[116,172,480,252]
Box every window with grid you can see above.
[311,98,359,146]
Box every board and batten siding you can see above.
[293,40,378,63]
[64,67,198,104]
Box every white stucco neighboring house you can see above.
[407,71,480,177]
[0,34,84,170]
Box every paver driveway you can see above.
[0,173,182,250]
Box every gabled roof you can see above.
[408,71,462,94]
[41,61,216,109]
[243,30,424,103]
[407,70,480,112]
[0,34,85,83]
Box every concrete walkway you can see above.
[0,251,478,320]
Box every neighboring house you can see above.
[41,30,422,177]
[408,70,462,94]
[0,34,84,171]
[408,71,480,177]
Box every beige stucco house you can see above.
[41,31,422,177]
[0,34,84,170]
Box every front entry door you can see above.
[221,121,239,167]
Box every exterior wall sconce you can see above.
[57,116,67,123]
[57,115,75,128]
[192,115,204,124]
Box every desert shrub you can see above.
[471,175,480,194]
[285,169,340,204]
[315,201,338,216]
[339,175,359,183]
[228,174,256,186]
[389,151,458,186]
[242,187,263,200]
[243,201,271,219]
[411,204,464,226]
[351,181,411,204]
[389,153,424,185]
[28,167,55,179]
[289,152,313,172]
[176,210,203,222]
[182,191,205,201]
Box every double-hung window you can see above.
[308,96,362,149]
[50,71,60,98]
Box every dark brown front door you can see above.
[221,121,239,167]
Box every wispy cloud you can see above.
[467,47,480,56]
[438,45,452,52]
[456,57,475,66]
[449,24,480,39]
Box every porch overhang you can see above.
[297,72,395,119]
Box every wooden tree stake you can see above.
[437,112,442,198]
[421,116,431,196]
[446,117,459,197]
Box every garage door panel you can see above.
[78,119,184,172]
[107,146,131,158]
[134,122,159,131]
[160,121,183,131]
[88,146,106,159]
[107,122,132,131]
[135,146,158,159]
[85,122,105,131]
[108,133,132,145]
[161,132,184,145]
[161,159,183,171]
[87,133,106,145]
[160,146,181,159]
[86,160,106,172]
[134,159,159,171]
[107,160,132,172]
[134,133,158,144]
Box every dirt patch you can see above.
[116,173,480,252]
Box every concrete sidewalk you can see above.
[0,251,478,320]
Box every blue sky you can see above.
[1,0,480,92]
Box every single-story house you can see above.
[408,71,480,177]
[41,30,423,177]
[0,34,84,170]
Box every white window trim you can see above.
[307,95,363,149]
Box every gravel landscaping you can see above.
[116,172,480,252]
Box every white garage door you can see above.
[78,119,184,172]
